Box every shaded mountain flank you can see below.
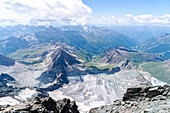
[0,54,15,66]
[139,33,170,54]
[0,37,28,55]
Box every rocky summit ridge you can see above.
[90,84,170,113]
[0,97,79,113]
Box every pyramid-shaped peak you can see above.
[51,48,80,67]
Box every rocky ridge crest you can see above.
[0,97,79,113]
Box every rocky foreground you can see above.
[90,84,170,113]
[0,97,79,113]
[0,84,169,113]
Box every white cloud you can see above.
[89,14,170,26]
[0,0,92,26]
[0,0,170,26]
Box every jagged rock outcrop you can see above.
[122,84,169,101]
[89,84,170,113]
[0,97,79,113]
[0,54,15,66]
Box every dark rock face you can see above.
[0,54,15,66]
[0,97,79,113]
[0,73,15,83]
[146,87,163,98]
[89,84,170,113]
[123,84,168,101]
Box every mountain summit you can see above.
[50,48,80,69]
[37,48,80,90]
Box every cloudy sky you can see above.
[0,0,170,26]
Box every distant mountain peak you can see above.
[37,48,80,86]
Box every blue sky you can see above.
[0,0,170,26]
[83,0,170,17]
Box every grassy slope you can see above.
[8,49,48,60]
[126,52,155,67]
[85,62,117,71]
[7,46,51,65]
[73,48,93,62]
[141,60,170,84]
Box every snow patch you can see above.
[151,77,167,86]
[48,90,74,101]
[0,97,19,105]
[15,88,36,101]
